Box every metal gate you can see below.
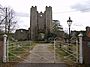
[7,39,34,62]
[6,37,79,64]
[6,39,64,63]
[7,39,55,63]
[54,37,79,64]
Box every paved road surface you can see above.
[22,43,64,63]
[1,63,69,67]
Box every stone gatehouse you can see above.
[30,6,52,40]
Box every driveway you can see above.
[22,43,64,63]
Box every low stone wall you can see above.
[0,41,3,61]
[82,37,90,64]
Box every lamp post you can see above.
[67,17,72,44]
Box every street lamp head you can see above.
[67,17,72,26]
[67,17,72,22]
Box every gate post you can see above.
[54,38,56,63]
[76,40,79,63]
[3,34,7,62]
[78,33,83,64]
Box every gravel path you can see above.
[22,43,64,63]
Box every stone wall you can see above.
[45,6,52,33]
[82,37,90,64]
[86,26,90,37]
[15,29,28,41]
[0,41,3,61]
[30,6,38,40]
[37,12,45,32]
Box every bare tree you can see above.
[0,5,17,33]
[7,8,17,33]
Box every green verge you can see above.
[8,41,36,62]
[56,45,77,64]
[49,44,77,64]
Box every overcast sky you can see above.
[0,0,90,32]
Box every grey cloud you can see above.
[71,1,90,12]
[15,12,29,17]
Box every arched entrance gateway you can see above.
[38,33,45,41]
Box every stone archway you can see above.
[38,33,45,41]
